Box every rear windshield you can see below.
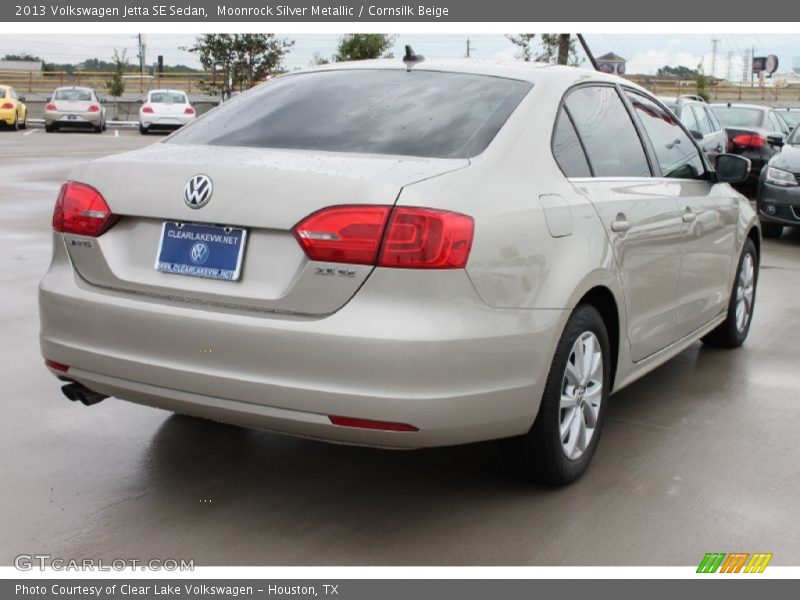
[713,107,764,128]
[168,70,532,158]
[150,92,187,104]
[54,89,92,101]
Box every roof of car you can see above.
[291,58,645,90]
[710,102,770,111]
[54,86,94,92]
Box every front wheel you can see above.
[702,238,758,348]
[500,304,611,486]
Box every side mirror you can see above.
[767,133,784,147]
[19,95,26,102]
[690,130,704,141]
[136,98,144,104]
[715,154,750,184]
[46,97,51,102]
[100,98,107,104]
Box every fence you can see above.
[4,70,800,104]
[0,70,215,94]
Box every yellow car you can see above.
[0,85,28,130]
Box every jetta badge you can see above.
[184,174,213,209]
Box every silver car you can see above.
[45,86,107,133]
[39,60,759,485]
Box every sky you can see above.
[1,33,799,81]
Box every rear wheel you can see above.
[18,112,26,130]
[500,304,610,486]
[702,238,758,348]
[761,223,783,239]
[93,124,102,134]
[10,112,18,131]
[139,124,148,135]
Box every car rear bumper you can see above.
[757,180,800,226]
[39,234,564,448]
[0,108,16,123]
[45,111,102,126]
[140,115,194,128]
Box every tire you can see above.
[139,124,148,135]
[761,223,782,239]
[19,112,26,130]
[10,112,18,131]
[702,238,758,348]
[93,124,102,134]
[45,123,54,133]
[500,304,611,486]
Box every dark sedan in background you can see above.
[757,125,800,238]
[712,103,790,182]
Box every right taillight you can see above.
[292,205,474,269]
[52,181,119,237]
[732,134,766,148]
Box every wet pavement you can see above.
[1,127,799,566]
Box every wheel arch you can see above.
[577,286,620,392]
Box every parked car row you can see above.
[0,84,196,134]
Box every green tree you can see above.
[656,65,700,78]
[106,49,127,98]
[184,34,294,96]
[333,34,394,61]
[537,34,582,66]
[506,34,536,62]
[1,53,43,61]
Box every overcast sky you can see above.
[1,33,798,80]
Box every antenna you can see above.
[403,45,425,71]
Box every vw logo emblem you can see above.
[190,242,210,265]
[184,174,213,209]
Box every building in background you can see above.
[0,60,43,72]
[596,52,626,75]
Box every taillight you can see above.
[141,105,154,114]
[45,103,57,111]
[184,107,195,115]
[292,206,474,269]
[1,102,13,109]
[732,134,766,148]
[52,182,119,237]
[87,105,100,113]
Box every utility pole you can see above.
[751,45,756,87]
[742,48,751,86]
[557,34,570,65]
[725,51,734,81]
[466,36,471,58]
[710,38,720,79]
[137,34,147,77]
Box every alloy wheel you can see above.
[735,252,755,333]
[560,331,603,461]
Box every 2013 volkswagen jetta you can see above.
[39,59,760,485]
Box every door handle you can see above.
[682,209,697,223]
[610,216,631,233]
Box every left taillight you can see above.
[1,102,14,109]
[52,182,119,237]
[292,205,474,269]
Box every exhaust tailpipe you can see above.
[61,382,108,406]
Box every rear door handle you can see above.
[610,216,631,233]
[682,210,697,223]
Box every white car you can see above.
[139,89,196,134]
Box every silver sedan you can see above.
[39,60,759,485]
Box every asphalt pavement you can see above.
[1,127,799,566]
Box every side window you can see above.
[564,86,650,178]
[693,106,713,136]
[626,91,705,179]
[770,112,789,135]
[679,106,698,133]
[706,108,722,132]
[552,109,592,177]
[9,89,17,100]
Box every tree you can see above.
[310,52,330,66]
[1,53,43,62]
[333,34,394,61]
[184,34,294,96]
[656,65,700,78]
[538,34,582,66]
[106,49,127,98]
[506,34,536,62]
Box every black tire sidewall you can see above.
[526,305,612,485]
[726,238,758,346]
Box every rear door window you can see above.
[552,109,592,177]
[563,86,651,177]
[168,70,533,159]
[626,91,705,179]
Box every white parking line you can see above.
[23,129,38,136]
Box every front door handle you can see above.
[682,209,697,223]
[610,215,631,233]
